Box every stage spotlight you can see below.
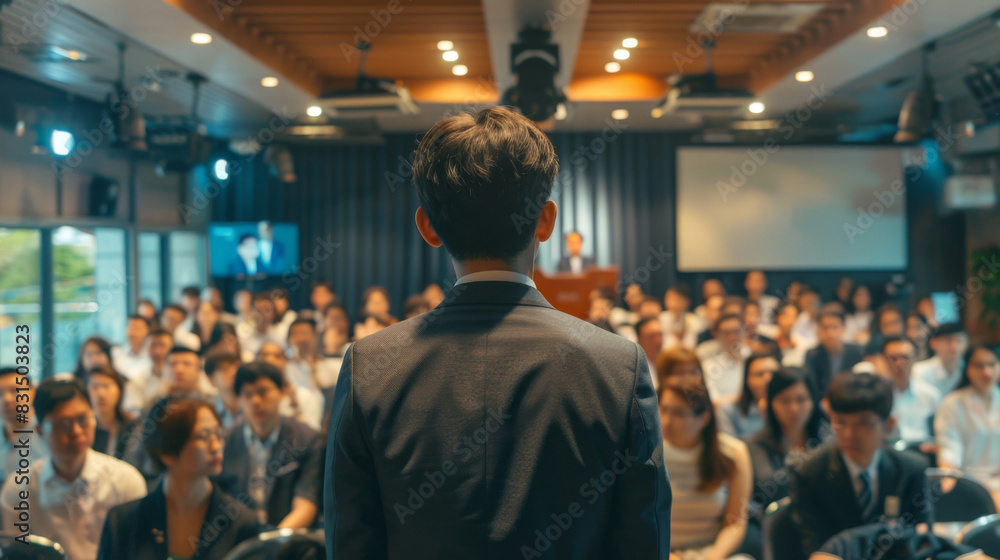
[212,158,229,181]
[51,129,74,156]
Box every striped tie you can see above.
[858,470,875,522]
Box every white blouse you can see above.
[935,385,1000,475]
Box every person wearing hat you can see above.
[912,323,968,396]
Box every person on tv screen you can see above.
[231,233,264,277]
[257,221,286,274]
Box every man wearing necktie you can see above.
[789,372,931,555]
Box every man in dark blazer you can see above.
[803,307,864,396]
[789,372,931,555]
[556,231,597,273]
[220,362,324,529]
[325,107,671,560]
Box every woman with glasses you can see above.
[935,344,1000,477]
[716,351,779,438]
[660,380,753,560]
[98,397,260,560]
[87,365,140,461]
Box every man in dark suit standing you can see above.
[324,107,671,560]
[556,231,596,273]
[789,372,931,555]
[803,306,864,396]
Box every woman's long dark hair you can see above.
[763,367,826,452]
[954,343,1000,392]
[662,381,732,493]
[73,335,114,381]
[738,350,782,416]
[87,365,130,425]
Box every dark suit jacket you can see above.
[229,256,265,276]
[556,255,596,272]
[93,419,140,461]
[789,443,931,554]
[804,343,864,396]
[97,482,260,560]
[219,417,324,527]
[325,280,672,560]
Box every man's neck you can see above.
[250,417,280,441]
[221,393,239,413]
[825,342,844,356]
[129,340,144,354]
[96,409,116,429]
[941,356,959,373]
[152,360,165,378]
[844,449,877,469]
[164,471,212,513]
[452,250,535,280]
[893,375,910,393]
[52,452,87,482]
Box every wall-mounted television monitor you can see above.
[209,221,299,278]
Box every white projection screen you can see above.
[676,146,908,271]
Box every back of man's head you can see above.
[412,106,559,261]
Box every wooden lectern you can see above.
[533,266,619,320]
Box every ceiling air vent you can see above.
[691,3,825,34]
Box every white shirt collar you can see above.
[244,422,281,448]
[43,448,99,486]
[842,448,881,485]
[454,270,537,289]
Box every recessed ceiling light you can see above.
[613,49,630,60]
[795,70,814,82]
[443,50,459,62]
[611,109,629,120]
[190,33,213,45]
[748,102,765,114]
[306,105,322,117]
[452,64,468,76]
[651,107,664,118]
[261,76,279,87]
[437,40,453,51]
[605,62,621,73]
[622,38,638,49]
[867,26,888,38]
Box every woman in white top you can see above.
[716,352,778,438]
[660,381,753,560]
[935,344,1000,478]
[843,285,874,346]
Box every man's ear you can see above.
[885,416,896,434]
[415,207,443,248]
[535,200,557,243]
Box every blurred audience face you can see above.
[818,315,845,352]
[721,299,745,318]
[167,352,202,395]
[787,281,804,304]
[164,406,224,478]
[930,333,968,366]
[181,292,201,316]
[879,309,904,337]
[210,361,240,399]
[746,356,779,403]
[659,389,708,448]
[665,361,703,386]
[273,293,290,316]
[40,396,96,467]
[161,307,186,332]
[624,284,644,311]
[257,342,288,371]
[82,341,110,371]
[703,295,724,326]
[637,299,662,320]
[288,323,318,356]
[836,277,854,304]
[852,286,871,312]
[206,288,225,313]
[137,301,157,324]
[0,373,33,425]
[324,307,350,338]
[423,284,445,309]
[776,305,799,332]
[715,316,743,356]
[772,381,814,435]
[744,303,761,332]
[966,347,1000,393]
[125,317,149,349]
[830,408,889,466]
[364,290,391,316]
[252,297,276,331]
[745,271,767,299]
[239,375,283,433]
[210,332,242,357]
[566,232,583,257]
[233,290,252,316]
[637,320,664,362]
[87,374,121,423]
[664,289,690,315]
[916,298,935,322]
[196,301,220,330]
[883,339,916,385]
[588,297,612,322]
[798,292,820,318]
[906,315,929,349]
[702,279,726,301]
[148,333,174,366]
[311,285,336,311]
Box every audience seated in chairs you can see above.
[0,367,48,487]
[716,351,779,438]
[913,323,969,396]
[97,397,260,560]
[789,372,931,556]
[87,366,140,461]
[219,361,324,530]
[1,378,147,560]
[934,344,1000,478]
[660,381,753,560]
[880,336,940,450]
[205,351,244,432]
[803,307,864,397]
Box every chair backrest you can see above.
[222,528,324,560]
[926,468,998,523]
[957,514,1000,559]
[0,532,65,559]
[763,496,807,560]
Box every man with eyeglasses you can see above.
[788,372,930,555]
[219,361,322,530]
[0,378,146,560]
[881,336,941,449]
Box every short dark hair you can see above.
[74,335,113,381]
[817,307,846,325]
[162,303,187,317]
[238,233,257,245]
[955,344,999,392]
[127,314,151,328]
[149,327,173,339]
[881,335,915,355]
[667,283,691,300]
[288,317,317,335]
[270,286,289,300]
[930,322,965,339]
[168,345,200,358]
[234,361,285,396]
[181,286,202,299]
[412,106,559,261]
[0,367,19,380]
[204,351,242,377]
[714,313,743,332]
[35,378,91,424]
[144,397,220,470]
[86,366,128,424]
[826,372,893,420]
[311,280,335,294]
[635,317,659,337]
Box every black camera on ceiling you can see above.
[501,28,565,123]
